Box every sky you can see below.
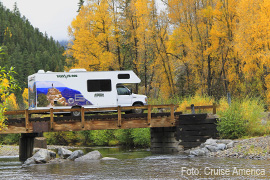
[0,0,79,41]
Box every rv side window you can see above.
[118,74,130,79]
[87,79,112,92]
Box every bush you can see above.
[131,128,150,147]
[217,97,267,139]
[177,94,215,114]
[0,134,20,145]
[217,101,248,139]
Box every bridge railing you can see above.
[3,104,179,133]
[186,103,218,114]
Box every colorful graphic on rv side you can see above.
[36,81,92,107]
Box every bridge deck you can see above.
[1,105,180,134]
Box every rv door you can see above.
[117,85,132,106]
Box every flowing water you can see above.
[0,147,269,179]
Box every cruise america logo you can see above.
[56,74,78,79]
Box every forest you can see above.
[0,2,65,106]
[66,0,270,105]
[1,0,270,146]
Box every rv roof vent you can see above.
[46,71,53,73]
[37,70,45,73]
[69,68,87,72]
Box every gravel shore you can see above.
[0,145,19,156]
[1,136,270,160]
[208,136,270,160]
[0,145,91,157]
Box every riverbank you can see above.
[208,136,270,160]
[1,136,270,160]
[0,145,90,157]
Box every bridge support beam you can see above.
[19,133,39,161]
[150,127,183,153]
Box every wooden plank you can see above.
[147,105,151,125]
[25,109,29,131]
[178,118,218,125]
[178,114,208,121]
[81,107,85,128]
[4,110,25,115]
[178,124,217,130]
[117,106,121,127]
[50,108,54,130]
[1,115,176,134]
[186,105,214,109]
[170,104,174,123]
[4,104,179,116]
[84,107,118,112]
[213,103,217,114]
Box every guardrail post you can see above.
[191,104,195,114]
[25,109,29,131]
[117,106,121,127]
[81,107,85,128]
[147,105,152,125]
[50,108,54,130]
[213,103,216,114]
[170,104,175,123]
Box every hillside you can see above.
[0,3,65,90]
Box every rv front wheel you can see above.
[71,106,81,117]
[132,103,144,114]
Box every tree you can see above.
[0,47,19,130]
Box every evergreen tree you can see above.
[0,2,66,106]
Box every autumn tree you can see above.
[235,0,270,100]
[66,0,116,71]
[0,50,19,130]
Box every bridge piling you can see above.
[150,127,183,153]
[19,133,39,161]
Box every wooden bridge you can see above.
[1,104,218,161]
[2,104,180,134]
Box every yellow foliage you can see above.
[177,94,214,113]
[6,93,19,111]
[66,0,115,71]
[22,88,28,109]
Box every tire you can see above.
[71,106,81,117]
[132,103,144,114]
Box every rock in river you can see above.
[23,149,56,167]
[74,150,102,161]
[58,147,72,159]
[67,150,84,161]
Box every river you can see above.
[0,147,269,179]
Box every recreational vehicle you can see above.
[28,69,147,115]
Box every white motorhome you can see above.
[28,69,147,115]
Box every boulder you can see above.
[23,149,56,167]
[33,149,53,163]
[217,144,226,151]
[205,145,219,152]
[216,139,233,144]
[204,138,217,146]
[67,150,84,161]
[58,147,72,159]
[190,148,208,156]
[74,150,102,162]
[226,141,234,149]
[101,157,118,161]
[23,157,36,167]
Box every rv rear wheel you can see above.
[71,106,81,117]
[132,104,144,114]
